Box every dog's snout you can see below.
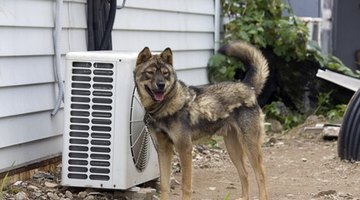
[157,82,165,90]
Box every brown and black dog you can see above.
[133,41,269,200]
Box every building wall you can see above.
[287,0,321,17]
[0,0,219,171]
[332,0,360,71]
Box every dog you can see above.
[133,41,269,200]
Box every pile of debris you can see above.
[172,144,230,173]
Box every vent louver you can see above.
[68,62,114,181]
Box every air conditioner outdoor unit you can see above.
[62,51,159,190]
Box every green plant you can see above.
[307,41,360,78]
[222,0,308,61]
[224,192,231,200]
[209,0,359,83]
[0,173,9,199]
[0,162,15,199]
[208,54,244,82]
[206,136,224,148]
[314,91,333,115]
[263,101,304,130]
[326,104,347,121]
[314,91,347,120]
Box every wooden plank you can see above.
[0,27,54,56]
[0,27,86,57]
[64,1,87,29]
[177,67,209,85]
[62,29,88,53]
[112,31,214,52]
[173,50,213,70]
[0,135,62,171]
[114,8,214,32]
[0,0,86,29]
[0,83,59,118]
[0,0,53,28]
[0,110,63,148]
[122,0,215,15]
[0,56,56,87]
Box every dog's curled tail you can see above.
[218,41,269,96]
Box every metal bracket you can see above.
[117,0,127,9]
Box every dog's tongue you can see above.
[154,92,165,101]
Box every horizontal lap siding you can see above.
[113,0,215,85]
[0,0,217,171]
[0,0,85,171]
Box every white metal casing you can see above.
[62,51,159,189]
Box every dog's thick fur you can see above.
[134,41,269,200]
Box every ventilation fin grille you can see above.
[130,87,151,171]
[68,62,114,181]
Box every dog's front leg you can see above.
[156,133,174,200]
[176,141,193,200]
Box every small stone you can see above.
[65,190,73,199]
[128,186,141,192]
[78,191,88,198]
[33,191,42,197]
[15,191,29,200]
[45,181,59,188]
[286,193,294,198]
[268,119,283,132]
[268,137,277,145]
[47,192,60,200]
[124,187,156,200]
[32,171,54,181]
[301,158,307,162]
[13,181,23,186]
[27,185,39,191]
[338,192,352,198]
[208,187,216,191]
[152,195,160,200]
[226,185,237,190]
[170,177,180,189]
[314,190,337,198]
[84,195,95,200]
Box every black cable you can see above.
[87,0,95,50]
[87,0,116,51]
[93,0,102,50]
[100,0,117,50]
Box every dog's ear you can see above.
[136,47,152,65]
[160,47,173,65]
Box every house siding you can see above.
[0,0,219,171]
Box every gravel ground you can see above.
[2,116,360,200]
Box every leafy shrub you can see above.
[263,101,304,130]
[209,0,360,83]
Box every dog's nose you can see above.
[157,82,165,90]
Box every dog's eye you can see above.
[163,71,169,77]
[145,71,154,76]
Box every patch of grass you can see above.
[224,192,231,200]
[0,172,10,198]
[0,162,16,199]
[206,136,224,148]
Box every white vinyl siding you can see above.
[0,0,219,171]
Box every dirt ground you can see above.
[170,117,360,200]
[4,116,360,200]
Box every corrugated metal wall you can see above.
[0,0,219,171]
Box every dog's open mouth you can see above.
[145,86,165,102]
